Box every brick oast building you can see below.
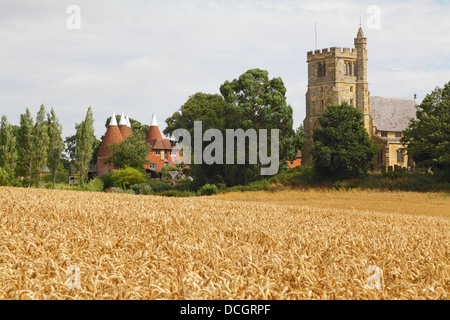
[302,27,418,170]
[97,113,180,178]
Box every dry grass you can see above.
[215,189,450,218]
[0,186,448,300]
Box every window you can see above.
[395,132,402,138]
[150,163,157,169]
[322,63,326,77]
[164,163,170,167]
[320,100,324,110]
[350,86,353,92]
[397,149,404,163]
[318,63,323,77]
[381,131,388,138]
[377,149,383,164]
[165,151,169,160]
[350,99,354,107]
[155,150,161,155]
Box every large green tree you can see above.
[75,107,95,184]
[164,69,303,187]
[312,102,378,179]
[105,135,151,170]
[165,92,229,185]
[47,108,65,188]
[31,104,49,187]
[401,82,450,169]
[220,68,298,161]
[17,108,34,187]
[0,115,17,181]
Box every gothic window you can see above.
[350,86,354,92]
[377,149,383,164]
[322,63,326,77]
[318,63,323,77]
[348,63,352,75]
[397,149,404,163]
[320,100,324,110]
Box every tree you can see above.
[75,107,95,185]
[112,166,146,190]
[312,102,378,179]
[105,135,151,170]
[31,104,49,187]
[401,82,450,169]
[47,108,65,188]
[220,68,298,161]
[164,69,300,187]
[164,92,229,186]
[0,115,18,181]
[17,108,34,187]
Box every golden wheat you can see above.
[0,186,448,300]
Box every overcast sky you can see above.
[1,0,449,140]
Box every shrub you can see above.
[158,190,196,197]
[111,167,146,190]
[0,167,9,186]
[100,171,116,189]
[200,184,218,196]
[131,183,152,195]
[148,181,173,192]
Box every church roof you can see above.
[370,96,417,132]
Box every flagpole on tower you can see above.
[315,22,318,50]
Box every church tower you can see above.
[302,27,372,164]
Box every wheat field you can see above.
[0,186,448,300]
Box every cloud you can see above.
[0,0,448,140]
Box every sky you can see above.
[0,0,449,140]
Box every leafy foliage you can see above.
[75,107,95,184]
[105,135,151,170]
[200,184,218,196]
[47,108,65,188]
[402,81,450,169]
[111,167,146,190]
[0,116,17,181]
[312,102,378,179]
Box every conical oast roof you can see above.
[119,113,131,139]
[98,112,124,157]
[126,115,133,136]
[146,113,163,141]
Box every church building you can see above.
[301,27,418,170]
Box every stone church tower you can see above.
[302,27,372,164]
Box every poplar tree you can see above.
[47,108,65,188]
[18,108,34,187]
[75,107,95,184]
[31,104,49,187]
[0,115,18,181]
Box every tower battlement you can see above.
[307,47,357,60]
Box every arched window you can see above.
[348,63,352,75]
[318,63,323,77]
[397,149,404,163]
[322,63,326,77]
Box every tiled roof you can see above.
[370,96,417,132]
